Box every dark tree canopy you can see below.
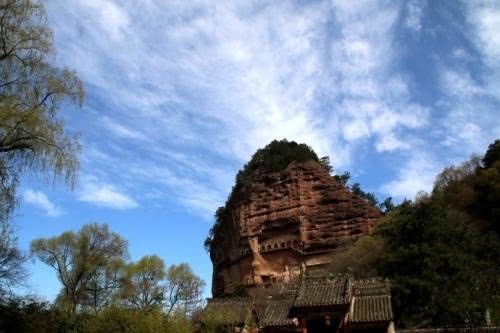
[234,139,320,189]
[0,220,26,294]
[377,199,491,327]
[482,139,500,169]
[325,139,500,327]
[377,139,500,327]
[350,182,378,206]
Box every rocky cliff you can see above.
[210,160,380,296]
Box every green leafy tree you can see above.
[473,142,500,235]
[319,156,333,174]
[328,235,385,278]
[482,139,500,169]
[379,197,395,213]
[196,305,241,333]
[333,171,350,187]
[0,0,83,294]
[82,259,126,313]
[204,206,226,253]
[374,140,500,327]
[234,139,319,188]
[0,220,26,295]
[164,263,205,319]
[120,255,166,311]
[351,182,378,206]
[378,199,491,327]
[319,155,352,187]
[0,0,84,192]
[31,223,127,313]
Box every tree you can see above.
[0,166,19,295]
[319,156,333,174]
[234,139,319,188]
[377,199,491,327]
[333,171,350,187]
[0,219,26,295]
[374,140,500,327]
[164,263,205,319]
[482,139,500,169]
[318,156,352,186]
[0,0,83,295]
[351,182,378,206]
[379,197,395,213]
[120,255,166,311]
[328,235,385,278]
[31,223,127,313]
[473,141,500,235]
[82,259,125,313]
[0,0,84,191]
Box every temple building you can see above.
[203,274,394,333]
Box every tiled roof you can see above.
[203,298,253,325]
[260,300,295,327]
[352,278,391,296]
[349,278,393,324]
[204,276,394,328]
[351,295,393,322]
[293,277,349,308]
[254,283,299,299]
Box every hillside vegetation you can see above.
[330,140,500,328]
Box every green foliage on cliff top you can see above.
[234,139,320,189]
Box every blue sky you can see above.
[14,0,500,300]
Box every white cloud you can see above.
[466,2,500,99]
[329,3,429,153]
[41,1,453,217]
[380,153,440,199]
[102,117,148,141]
[79,0,130,41]
[23,190,63,217]
[468,3,500,66]
[375,133,410,152]
[78,178,138,210]
[424,2,500,162]
[440,69,485,97]
[405,0,425,33]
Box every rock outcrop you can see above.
[210,160,380,296]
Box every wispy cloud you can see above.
[380,152,440,199]
[467,2,500,69]
[44,1,499,216]
[78,177,138,210]
[405,0,425,33]
[432,1,500,158]
[23,190,63,217]
[101,116,148,141]
[328,1,429,154]
[440,68,485,98]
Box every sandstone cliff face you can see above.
[210,160,380,296]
